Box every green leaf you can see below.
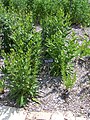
[32,97,41,104]
[20,95,24,107]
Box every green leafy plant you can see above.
[1,0,10,9]
[41,7,81,88]
[0,80,4,94]
[0,3,15,53]
[2,45,40,106]
[10,0,28,10]
[60,33,81,89]
[1,10,42,107]
[41,1,90,88]
[41,8,70,74]
[46,30,80,88]
[79,39,90,57]
[61,0,90,26]
[31,0,62,24]
[0,19,13,53]
[32,0,50,24]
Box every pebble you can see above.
[51,111,64,120]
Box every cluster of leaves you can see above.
[0,13,13,53]
[2,37,41,106]
[71,0,90,26]
[40,5,90,89]
[61,0,90,26]
[1,0,90,26]
[0,4,42,106]
[28,0,90,26]
[30,0,90,26]
[1,0,28,11]
[41,9,70,74]
[79,38,90,57]
[41,11,79,88]
[32,0,61,24]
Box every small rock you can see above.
[63,111,75,120]
[75,116,87,120]
[35,25,42,32]
[51,111,64,120]
[27,112,51,120]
